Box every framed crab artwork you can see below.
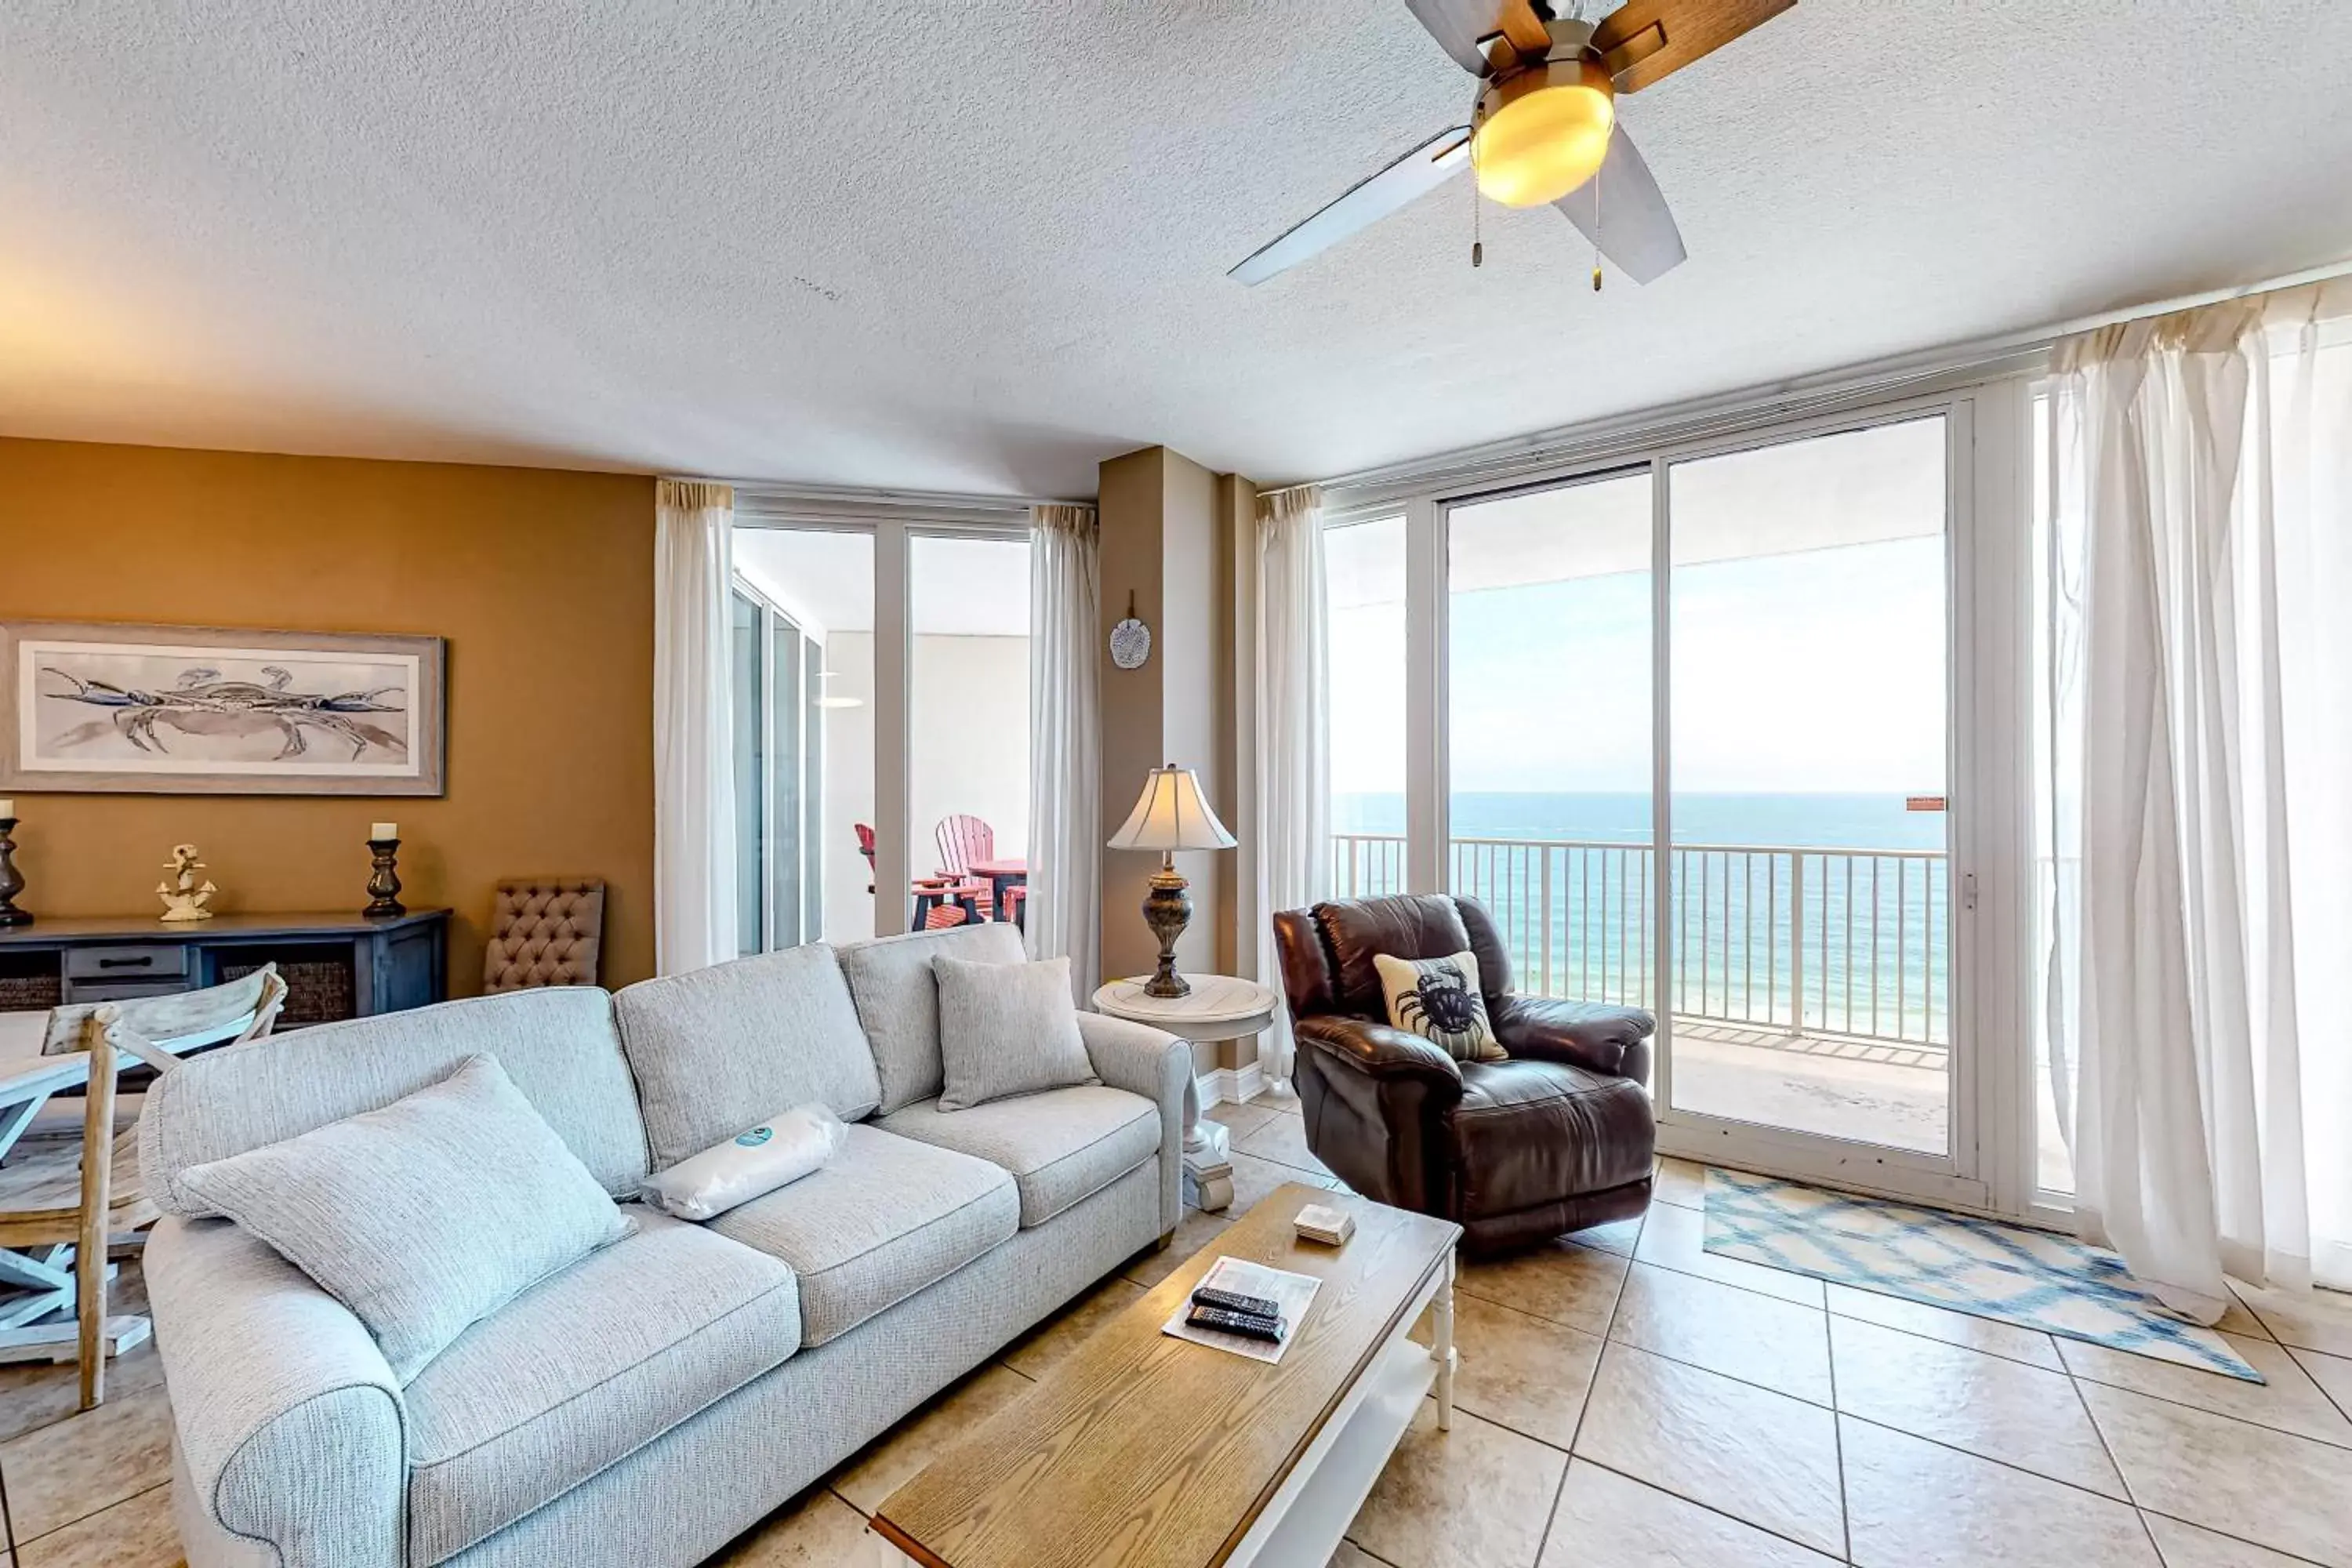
[0,621,446,796]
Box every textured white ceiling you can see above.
[5,2,2350,497]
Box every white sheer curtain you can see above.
[2042,282,2352,1314]
[1025,504,1102,1003]
[653,478,739,976]
[1254,485,1332,1092]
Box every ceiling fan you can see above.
[1229,0,1795,287]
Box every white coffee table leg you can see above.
[1434,1253,1457,1431]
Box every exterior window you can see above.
[1325,515,1407,898]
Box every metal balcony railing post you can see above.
[1541,844,1555,996]
[1787,851,1805,1036]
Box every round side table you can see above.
[1091,973,1278,1214]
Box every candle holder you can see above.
[364,837,406,918]
[0,818,30,927]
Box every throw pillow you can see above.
[177,1054,632,1382]
[934,953,1095,1111]
[1373,950,1505,1062]
[641,1102,848,1221]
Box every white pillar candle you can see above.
[0,800,13,820]
[371,822,398,841]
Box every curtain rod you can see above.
[700,478,1089,510]
[1288,254,2352,499]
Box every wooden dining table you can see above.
[0,1007,246,1364]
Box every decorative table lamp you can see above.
[1106,764,1236,999]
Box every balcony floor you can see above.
[1665,1015,1950,1157]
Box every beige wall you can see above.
[1096,446,1258,1078]
[0,437,658,994]
[1212,472,1254,985]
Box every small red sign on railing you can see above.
[1906,796,1947,811]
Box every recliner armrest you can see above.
[1295,1017,1465,1098]
[1491,996,1654,1080]
[146,1214,406,1568]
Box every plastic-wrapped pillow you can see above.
[640,1103,847,1221]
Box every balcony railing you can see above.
[1330,833,1948,1048]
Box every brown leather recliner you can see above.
[1276,893,1657,1253]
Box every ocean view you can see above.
[1330,791,1950,1043]
[1332,791,1948,851]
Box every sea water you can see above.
[1330,792,1949,1041]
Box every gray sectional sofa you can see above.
[136,921,1190,1568]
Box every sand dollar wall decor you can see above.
[1109,590,1152,670]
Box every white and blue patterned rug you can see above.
[1702,1167,2264,1382]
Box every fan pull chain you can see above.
[1468,119,1484,267]
[1592,165,1604,292]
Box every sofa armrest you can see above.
[1077,1011,1190,1235]
[1490,996,1654,1081]
[146,1214,407,1568]
[1294,1017,1465,1096]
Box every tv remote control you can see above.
[1192,1285,1282,1319]
[1187,1304,1286,1342]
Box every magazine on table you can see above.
[1161,1257,1321,1364]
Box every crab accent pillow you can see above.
[1372,950,1505,1063]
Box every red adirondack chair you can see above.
[855,822,877,895]
[935,815,993,881]
[934,815,1025,924]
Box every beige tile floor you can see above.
[9,1116,2352,1566]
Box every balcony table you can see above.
[965,857,1027,925]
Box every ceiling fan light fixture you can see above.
[1471,56,1615,209]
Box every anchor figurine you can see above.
[157,843,218,923]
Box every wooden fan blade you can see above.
[1555,123,1686,284]
[1229,126,1472,285]
[1592,0,1795,93]
[1403,0,1555,75]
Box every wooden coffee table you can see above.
[873,1183,1461,1568]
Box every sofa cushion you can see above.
[934,955,1095,1112]
[710,1123,1016,1345]
[837,921,1029,1114]
[176,1055,633,1383]
[405,1210,800,1564]
[140,987,649,1219]
[614,945,885,1170]
[1447,1058,1656,1221]
[878,1087,1161,1228]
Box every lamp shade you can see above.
[1107,764,1236,853]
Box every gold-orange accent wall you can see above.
[0,437,657,994]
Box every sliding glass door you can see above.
[909,533,1033,905]
[1399,397,1997,1204]
[1446,471,1654,1010]
[733,520,1030,942]
[1664,418,1955,1164]
[734,528,876,946]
